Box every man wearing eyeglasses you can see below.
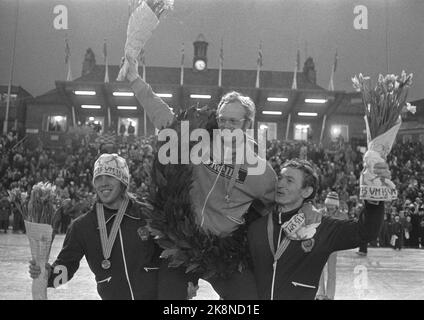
[124,57,277,299]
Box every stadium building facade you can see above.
[3,40,423,149]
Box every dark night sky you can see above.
[1,0,423,100]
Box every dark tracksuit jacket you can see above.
[248,201,384,300]
[47,199,161,300]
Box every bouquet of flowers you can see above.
[9,182,61,299]
[352,71,414,201]
[117,0,174,81]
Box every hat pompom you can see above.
[325,191,339,207]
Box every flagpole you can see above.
[143,62,147,137]
[255,68,260,88]
[180,43,184,86]
[385,0,389,74]
[328,69,334,91]
[285,113,291,141]
[66,61,73,81]
[319,114,327,145]
[71,106,76,126]
[65,38,73,81]
[218,38,223,87]
[107,107,111,129]
[104,39,109,83]
[328,50,337,91]
[291,49,299,90]
[292,66,297,90]
[3,0,19,134]
[255,41,262,89]
[218,64,222,87]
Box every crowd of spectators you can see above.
[266,138,424,249]
[0,130,156,235]
[1,130,424,249]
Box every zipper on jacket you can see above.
[119,228,135,300]
[144,267,159,272]
[97,276,111,284]
[270,224,284,300]
[291,281,316,289]
[200,164,225,227]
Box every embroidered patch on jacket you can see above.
[137,226,150,241]
[301,238,315,253]
[203,163,247,183]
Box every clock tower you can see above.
[193,34,208,72]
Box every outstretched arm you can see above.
[326,201,384,252]
[325,161,390,252]
[126,57,175,130]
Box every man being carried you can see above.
[124,57,276,299]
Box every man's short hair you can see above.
[217,91,256,127]
[281,158,319,202]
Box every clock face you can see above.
[194,60,206,71]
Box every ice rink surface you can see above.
[1,233,423,300]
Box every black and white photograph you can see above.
[0,0,424,306]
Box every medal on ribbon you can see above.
[96,197,129,270]
[301,238,315,253]
[137,226,150,241]
[101,259,111,269]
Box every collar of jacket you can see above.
[273,202,323,240]
[273,205,301,225]
[91,199,152,225]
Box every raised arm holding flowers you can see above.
[117,0,174,82]
[352,71,414,202]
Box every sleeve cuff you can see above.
[130,76,142,88]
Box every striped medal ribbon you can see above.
[267,212,291,263]
[96,197,129,270]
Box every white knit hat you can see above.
[93,153,130,187]
[325,191,339,207]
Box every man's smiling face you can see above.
[93,175,123,209]
[276,167,307,207]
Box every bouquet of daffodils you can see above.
[352,71,414,201]
[14,182,61,300]
[117,0,174,81]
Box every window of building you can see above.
[86,116,104,134]
[0,93,18,105]
[402,134,412,143]
[330,124,349,142]
[258,122,277,141]
[294,124,310,141]
[46,115,67,132]
[118,117,138,136]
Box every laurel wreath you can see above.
[146,106,252,280]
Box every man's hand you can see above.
[373,161,391,180]
[29,259,52,280]
[366,161,392,205]
[187,281,199,300]
[301,202,322,225]
[124,55,139,82]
